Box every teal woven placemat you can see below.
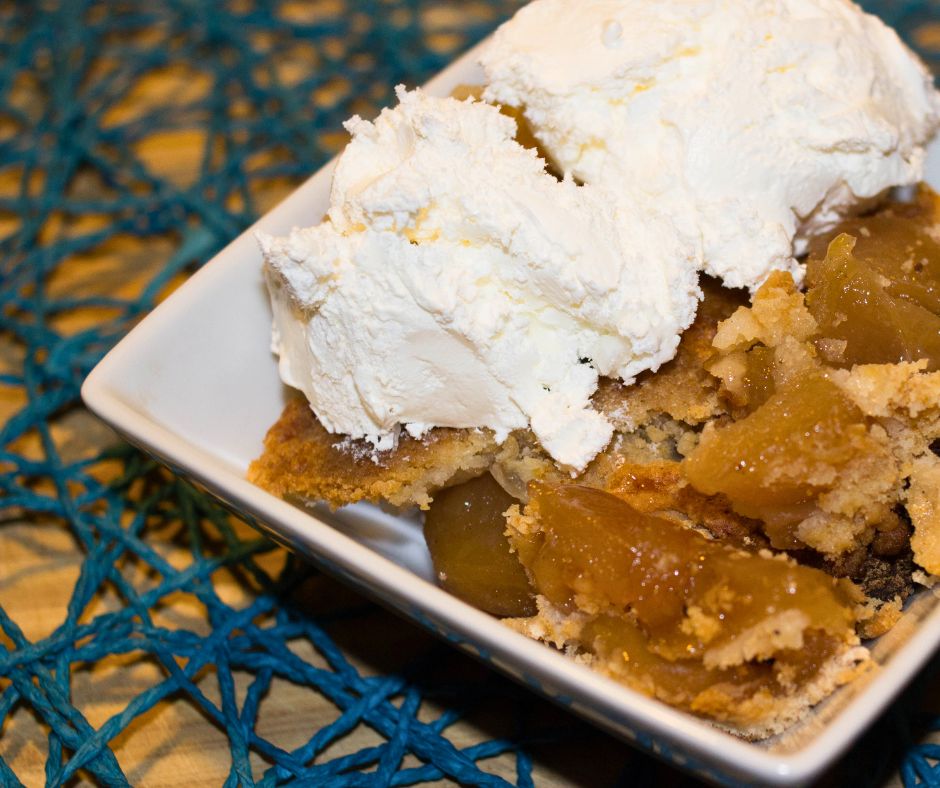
[2,1,940,785]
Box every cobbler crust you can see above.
[247,398,499,510]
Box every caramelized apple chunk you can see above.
[510,485,859,656]
[683,372,881,545]
[806,234,940,369]
[423,473,535,617]
[807,190,940,315]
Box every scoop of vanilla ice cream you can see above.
[260,87,701,470]
[481,0,940,291]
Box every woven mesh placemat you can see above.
[3,1,940,785]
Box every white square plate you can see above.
[82,39,940,786]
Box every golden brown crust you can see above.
[247,396,499,510]
[856,596,904,639]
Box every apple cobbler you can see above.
[249,189,940,738]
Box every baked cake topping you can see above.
[481,0,940,290]
[259,87,700,470]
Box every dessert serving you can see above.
[248,0,940,739]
